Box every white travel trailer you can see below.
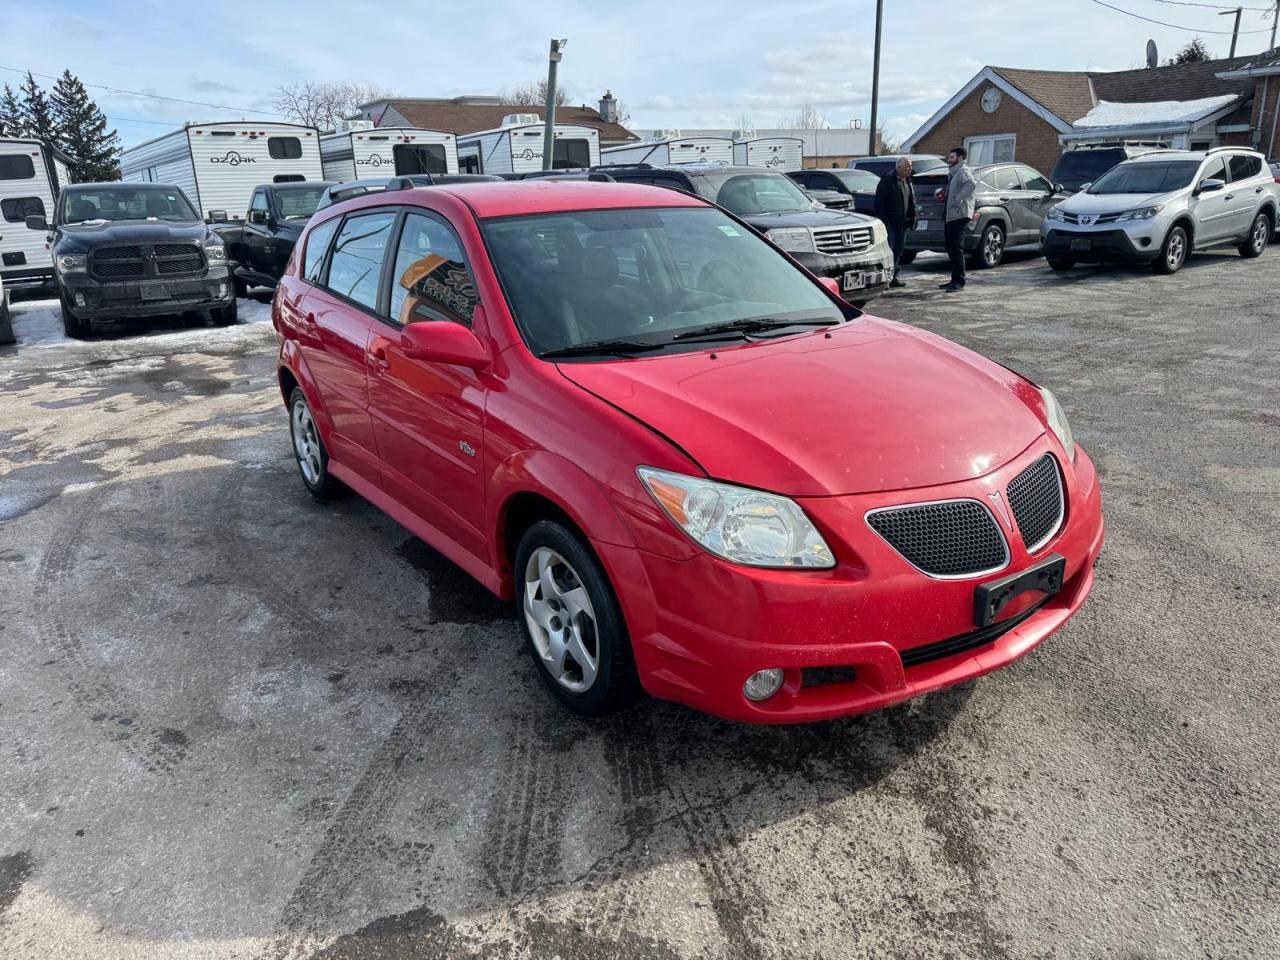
[0,137,71,284]
[320,126,459,181]
[599,134,734,167]
[457,117,600,175]
[120,121,323,221]
[733,137,804,170]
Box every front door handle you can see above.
[368,343,391,372]
[1225,194,1235,201]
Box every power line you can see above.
[1089,0,1273,32]
[1147,0,1271,12]
[0,63,287,117]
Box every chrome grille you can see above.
[1006,455,1064,553]
[867,499,1008,578]
[91,245,144,280]
[1061,212,1121,225]
[813,226,874,254]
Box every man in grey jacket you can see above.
[941,146,978,293]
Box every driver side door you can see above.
[1192,155,1233,244]
[243,189,272,274]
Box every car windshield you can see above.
[700,172,814,215]
[275,186,327,219]
[1087,160,1200,195]
[1053,150,1125,185]
[482,206,845,357]
[60,186,198,224]
[832,170,881,192]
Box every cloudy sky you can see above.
[5,0,1277,148]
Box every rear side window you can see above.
[303,217,341,284]
[387,211,477,326]
[1,197,44,222]
[991,167,1020,191]
[0,154,36,180]
[268,137,303,160]
[326,211,396,309]
[1228,154,1262,181]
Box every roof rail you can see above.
[386,174,432,189]
[590,162,655,170]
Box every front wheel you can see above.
[288,388,346,501]
[0,288,14,346]
[1239,212,1271,258]
[515,520,640,717]
[60,292,91,339]
[210,297,238,326]
[1047,258,1074,272]
[1154,225,1188,274]
[972,223,1005,268]
[232,275,249,298]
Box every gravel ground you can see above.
[0,250,1277,959]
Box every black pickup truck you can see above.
[213,181,332,294]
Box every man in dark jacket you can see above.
[873,157,916,288]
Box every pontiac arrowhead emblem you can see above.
[988,491,1014,529]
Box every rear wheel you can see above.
[898,251,917,265]
[1154,224,1188,274]
[0,288,14,346]
[1238,211,1270,258]
[60,292,91,339]
[1047,258,1074,271]
[515,520,640,717]
[288,388,346,501]
[972,223,1005,268]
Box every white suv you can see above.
[1041,148,1276,273]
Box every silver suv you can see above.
[1041,148,1276,273]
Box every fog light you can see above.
[743,668,785,702]
[74,293,86,307]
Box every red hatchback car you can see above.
[273,180,1104,723]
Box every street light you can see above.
[542,38,569,171]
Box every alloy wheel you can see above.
[291,400,322,486]
[1167,230,1185,270]
[983,227,1004,266]
[523,546,599,693]
[1251,215,1269,254]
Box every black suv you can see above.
[27,182,236,338]
[596,164,894,304]
[787,168,881,216]
[905,162,1069,268]
[1050,143,1167,194]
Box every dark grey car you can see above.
[905,162,1068,268]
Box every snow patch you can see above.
[1074,95,1240,129]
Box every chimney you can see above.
[598,90,618,124]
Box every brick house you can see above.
[902,53,1278,176]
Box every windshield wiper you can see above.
[539,338,669,359]
[670,316,838,342]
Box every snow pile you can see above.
[1074,95,1240,129]
[3,294,273,349]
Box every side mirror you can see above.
[25,214,48,231]
[247,209,266,225]
[818,276,841,297]
[400,316,491,370]
[1054,183,1067,194]
[209,209,229,223]
[1079,182,1092,193]
[1197,178,1225,194]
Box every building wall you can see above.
[1249,77,1280,159]
[913,82,1065,176]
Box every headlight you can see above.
[766,228,814,254]
[1038,386,1076,463]
[1047,206,1067,222]
[638,467,835,568]
[57,253,87,272]
[869,218,887,244]
[204,241,227,263]
[1115,205,1163,222]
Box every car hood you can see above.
[558,317,1047,497]
[737,207,877,230]
[59,220,211,249]
[1059,191,1172,213]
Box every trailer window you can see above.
[553,139,590,170]
[0,155,36,180]
[393,143,448,176]
[268,137,303,160]
[2,197,44,222]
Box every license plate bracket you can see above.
[916,219,929,231]
[140,281,171,301]
[842,270,867,291]
[1070,238,1092,252]
[973,554,1066,627]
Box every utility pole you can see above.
[868,0,884,156]
[1219,7,1242,58]
[541,38,568,171]
[1271,0,1278,50]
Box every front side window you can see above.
[326,211,396,309]
[706,173,812,215]
[0,154,36,180]
[268,136,303,160]
[1088,161,1200,195]
[303,216,341,284]
[1200,156,1228,185]
[393,143,448,176]
[482,206,844,357]
[2,197,44,222]
[249,191,269,213]
[59,186,198,223]
[1228,153,1262,181]
[388,212,477,326]
[1019,169,1052,192]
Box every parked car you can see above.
[849,153,947,178]
[0,268,12,346]
[26,182,236,338]
[275,180,1103,722]
[1041,148,1277,273]
[799,187,852,211]
[595,163,894,305]
[908,162,1068,268]
[315,174,502,210]
[1050,142,1168,194]
[213,181,333,294]
[787,168,881,216]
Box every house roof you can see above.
[1215,48,1280,78]
[1092,54,1257,102]
[368,98,639,144]
[991,68,1097,124]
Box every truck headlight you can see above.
[766,228,814,254]
[1115,205,1163,222]
[1038,386,1076,463]
[869,218,887,245]
[57,253,87,273]
[204,241,228,263]
[1047,206,1067,222]
[638,467,835,568]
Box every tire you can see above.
[1238,211,1270,259]
[972,223,1005,269]
[288,387,346,501]
[233,275,249,298]
[1047,258,1074,272]
[210,297,238,326]
[0,288,14,346]
[1153,224,1188,274]
[898,251,917,265]
[59,292,91,339]
[514,519,641,717]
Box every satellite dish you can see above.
[1146,39,1159,68]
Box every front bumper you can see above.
[598,438,1104,723]
[1041,222,1162,263]
[60,267,234,320]
[793,244,895,302]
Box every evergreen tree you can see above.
[0,84,25,137]
[18,72,56,143]
[50,70,120,182]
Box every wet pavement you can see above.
[0,251,1277,958]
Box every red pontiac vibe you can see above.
[273,179,1104,723]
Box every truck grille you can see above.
[154,243,205,275]
[90,242,205,281]
[813,226,875,254]
[1006,455,1064,553]
[92,245,145,280]
[866,499,1008,578]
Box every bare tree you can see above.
[875,124,900,154]
[501,80,571,108]
[789,103,826,129]
[274,81,392,130]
